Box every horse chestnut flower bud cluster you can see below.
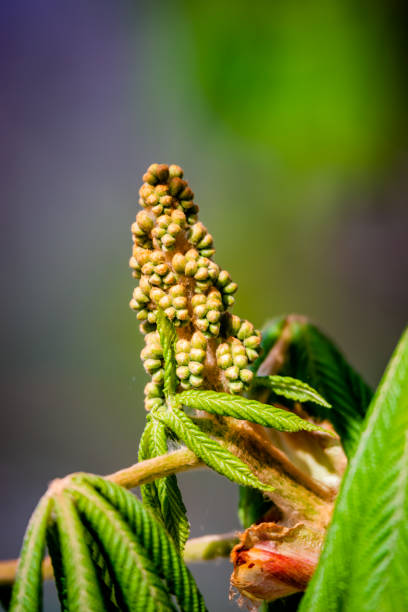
[129,164,262,409]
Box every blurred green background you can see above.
[1,1,407,609]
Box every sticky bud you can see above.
[230,523,320,604]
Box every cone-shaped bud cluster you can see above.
[130,164,262,409]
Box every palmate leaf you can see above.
[177,390,332,435]
[156,308,178,397]
[253,375,331,408]
[52,492,107,612]
[9,493,53,612]
[286,321,372,457]
[73,474,206,612]
[300,327,408,612]
[67,480,175,612]
[154,403,274,492]
[138,417,190,551]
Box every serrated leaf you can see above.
[73,474,207,612]
[9,493,53,612]
[287,322,372,456]
[138,417,190,551]
[253,375,331,408]
[53,492,107,612]
[300,327,408,612]
[177,390,332,435]
[154,403,274,492]
[46,521,69,611]
[138,419,163,515]
[67,480,176,612]
[156,308,177,397]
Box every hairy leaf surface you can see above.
[253,375,330,408]
[9,494,52,612]
[73,474,207,612]
[53,492,106,612]
[68,481,175,612]
[300,328,408,612]
[155,403,274,491]
[138,417,190,550]
[177,390,331,435]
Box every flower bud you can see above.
[176,366,190,380]
[225,366,239,380]
[172,253,186,274]
[190,348,206,362]
[191,331,207,350]
[169,164,183,178]
[240,369,253,384]
[136,210,154,233]
[189,374,203,388]
[189,361,204,376]
[230,523,320,604]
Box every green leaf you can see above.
[177,390,332,435]
[300,327,408,612]
[9,493,53,612]
[138,417,190,551]
[138,419,163,515]
[155,403,274,492]
[286,321,373,456]
[73,474,207,612]
[46,521,69,611]
[83,530,123,612]
[53,492,107,612]
[156,308,177,397]
[253,375,331,408]
[67,480,176,612]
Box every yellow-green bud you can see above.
[244,335,261,349]
[191,331,207,349]
[185,260,198,276]
[176,352,189,366]
[190,348,206,362]
[164,307,176,320]
[176,366,190,380]
[196,319,209,332]
[229,381,244,394]
[240,369,253,384]
[246,348,259,362]
[218,353,233,369]
[169,164,183,178]
[176,339,190,353]
[189,375,203,388]
[209,323,220,336]
[169,284,185,298]
[225,366,239,380]
[136,210,154,232]
[192,294,206,307]
[189,361,204,376]
[234,354,248,368]
[144,359,162,374]
[172,253,186,273]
